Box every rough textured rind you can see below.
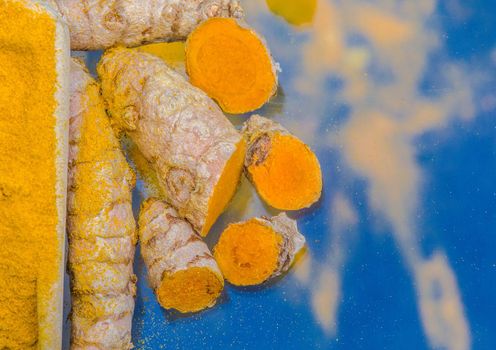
[253,213,306,279]
[138,198,223,310]
[68,59,136,350]
[53,0,243,50]
[98,48,243,235]
[243,114,289,167]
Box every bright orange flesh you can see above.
[214,220,282,286]
[157,267,223,313]
[202,139,246,236]
[248,133,322,210]
[186,18,277,114]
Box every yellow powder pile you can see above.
[0,1,60,348]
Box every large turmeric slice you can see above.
[214,213,305,286]
[0,1,70,349]
[186,17,278,114]
[98,48,246,236]
[52,0,243,50]
[243,115,323,210]
[68,59,137,350]
[139,199,224,313]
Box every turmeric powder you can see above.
[68,59,137,349]
[98,48,246,236]
[214,213,305,286]
[139,199,224,313]
[186,18,279,114]
[243,115,323,210]
[0,1,70,348]
[52,0,243,50]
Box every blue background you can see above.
[67,0,496,349]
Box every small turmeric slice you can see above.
[214,213,305,286]
[243,115,322,210]
[98,48,246,236]
[186,17,278,114]
[139,199,224,313]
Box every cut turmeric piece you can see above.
[243,115,322,210]
[186,17,278,114]
[214,213,305,286]
[98,48,246,236]
[139,199,224,313]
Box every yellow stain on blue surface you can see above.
[135,42,186,67]
[266,0,317,26]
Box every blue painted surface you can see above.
[68,0,496,349]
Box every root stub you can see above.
[243,115,322,210]
[186,18,278,114]
[157,267,224,313]
[214,213,305,286]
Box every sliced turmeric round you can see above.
[214,213,305,286]
[157,267,224,313]
[243,115,322,210]
[186,18,278,114]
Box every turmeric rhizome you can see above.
[139,199,224,313]
[214,213,305,286]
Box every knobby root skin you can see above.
[186,17,278,114]
[53,0,243,50]
[139,199,224,313]
[98,48,245,236]
[68,59,137,350]
[214,213,305,286]
[242,115,323,210]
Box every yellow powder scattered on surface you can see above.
[266,0,317,26]
[0,1,59,348]
[214,220,282,286]
[247,133,322,210]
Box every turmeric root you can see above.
[139,198,224,313]
[186,18,278,114]
[68,59,137,350]
[214,213,305,286]
[242,115,322,210]
[53,0,243,50]
[98,48,246,236]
